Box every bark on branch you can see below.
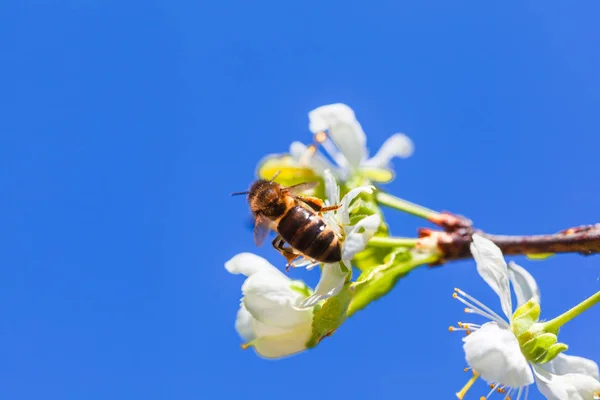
[419,212,600,264]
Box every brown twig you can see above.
[418,212,600,264]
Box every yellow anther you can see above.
[454,288,460,292]
[463,368,469,372]
[241,343,251,350]
[480,397,486,400]
[453,293,458,299]
[456,371,480,399]
[466,330,471,335]
[449,326,455,332]
[458,322,464,327]
[315,131,327,143]
[489,384,496,389]
[464,307,471,313]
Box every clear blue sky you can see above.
[1,1,599,399]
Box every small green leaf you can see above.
[512,299,541,337]
[289,281,313,298]
[526,253,555,260]
[537,343,569,364]
[521,333,558,362]
[306,284,352,348]
[352,244,392,271]
[348,251,436,316]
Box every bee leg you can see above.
[297,196,341,215]
[319,204,342,214]
[271,236,301,271]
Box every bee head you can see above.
[247,179,287,218]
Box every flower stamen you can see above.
[454,288,507,324]
[453,294,502,323]
[456,371,480,399]
[514,387,524,400]
[480,384,497,400]
[241,342,252,350]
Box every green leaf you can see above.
[526,253,555,260]
[521,333,558,362]
[537,343,569,364]
[352,243,392,271]
[289,280,313,298]
[306,284,352,348]
[348,251,437,316]
[512,299,541,337]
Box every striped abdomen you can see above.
[277,205,341,263]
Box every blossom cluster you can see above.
[225,103,600,399]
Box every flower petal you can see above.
[533,364,600,400]
[242,271,313,329]
[235,304,256,342]
[340,185,375,226]
[342,214,381,261]
[541,354,600,380]
[289,141,336,175]
[362,133,414,168]
[296,263,348,309]
[251,321,312,359]
[462,321,534,388]
[470,234,513,319]
[225,253,288,279]
[308,103,367,169]
[508,261,541,307]
[323,169,340,206]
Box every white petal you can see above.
[296,263,348,309]
[342,214,381,261]
[289,141,336,174]
[235,304,256,342]
[541,354,600,380]
[508,261,541,307]
[463,322,534,388]
[362,133,414,168]
[470,234,513,319]
[251,321,312,359]
[323,169,340,206]
[225,253,287,279]
[308,103,367,168]
[242,271,313,329]
[533,364,600,400]
[339,185,376,226]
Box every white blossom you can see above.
[258,103,413,183]
[225,253,314,359]
[452,235,600,400]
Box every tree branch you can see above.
[417,212,600,264]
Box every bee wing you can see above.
[284,181,319,195]
[253,215,271,247]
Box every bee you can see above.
[232,177,342,268]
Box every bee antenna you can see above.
[230,191,249,196]
[270,171,281,182]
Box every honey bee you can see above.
[232,177,342,268]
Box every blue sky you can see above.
[1,1,599,399]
